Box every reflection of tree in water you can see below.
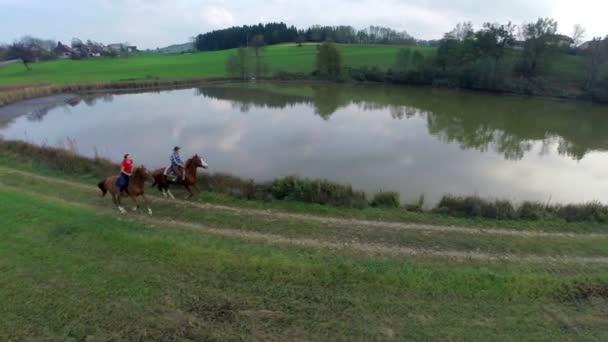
[24,93,113,122]
[196,83,608,161]
[196,86,307,113]
[389,105,420,120]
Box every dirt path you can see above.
[1,166,607,240]
[2,181,608,265]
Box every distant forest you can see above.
[193,22,421,51]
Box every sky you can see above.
[1,0,607,49]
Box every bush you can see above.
[271,176,367,208]
[0,140,116,178]
[518,201,546,220]
[435,195,516,220]
[557,202,608,223]
[370,191,400,208]
[435,195,484,218]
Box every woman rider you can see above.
[117,153,134,194]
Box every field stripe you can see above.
[2,182,608,265]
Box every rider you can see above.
[118,153,133,194]
[170,146,185,181]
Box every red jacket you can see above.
[121,159,133,175]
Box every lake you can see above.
[1,82,607,206]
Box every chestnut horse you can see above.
[151,154,208,199]
[97,166,153,215]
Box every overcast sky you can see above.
[1,0,606,49]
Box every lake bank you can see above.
[2,82,608,208]
[4,139,608,228]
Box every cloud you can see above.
[0,0,606,48]
[203,5,236,28]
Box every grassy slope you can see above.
[0,44,428,85]
[0,43,592,89]
[2,171,608,340]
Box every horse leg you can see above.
[129,193,140,212]
[113,193,126,214]
[141,194,153,215]
[193,183,202,194]
[185,184,195,199]
[166,188,176,200]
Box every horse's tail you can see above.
[98,180,107,197]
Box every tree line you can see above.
[194,23,417,52]
[224,18,608,103]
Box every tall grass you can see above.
[0,78,228,107]
[435,195,608,223]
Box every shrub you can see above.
[518,201,546,220]
[435,195,484,218]
[435,195,516,220]
[557,202,608,223]
[370,191,400,208]
[481,200,517,220]
[271,176,367,208]
[0,140,116,178]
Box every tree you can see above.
[583,37,608,92]
[0,44,7,61]
[316,41,342,78]
[225,47,250,80]
[475,22,516,86]
[411,51,425,69]
[445,22,474,41]
[519,18,558,77]
[572,24,586,47]
[248,34,267,77]
[6,42,35,70]
[395,48,411,71]
[6,36,56,70]
[296,35,304,47]
[71,37,83,48]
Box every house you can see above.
[577,39,608,53]
[107,44,137,53]
[54,42,73,59]
[551,34,574,47]
[107,43,125,52]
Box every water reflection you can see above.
[1,83,608,205]
[196,83,608,160]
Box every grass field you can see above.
[1,146,608,339]
[0,44,434,86]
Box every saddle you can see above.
[164,166,181,183]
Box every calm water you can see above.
[1,82,608,205]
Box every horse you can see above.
[151,154,208,199]
[97,166,153,215]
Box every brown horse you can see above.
[151,154,208,199]
[98,166,153,215]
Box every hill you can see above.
[156,42,194,54]
[1,141,608,340]
[0,44,432,85]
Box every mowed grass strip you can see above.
[1,188,608,340]
[2,166,608,261]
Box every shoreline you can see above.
[0,76,603,109]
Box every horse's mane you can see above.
[132,166,147,180]
[185,156,199,168]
